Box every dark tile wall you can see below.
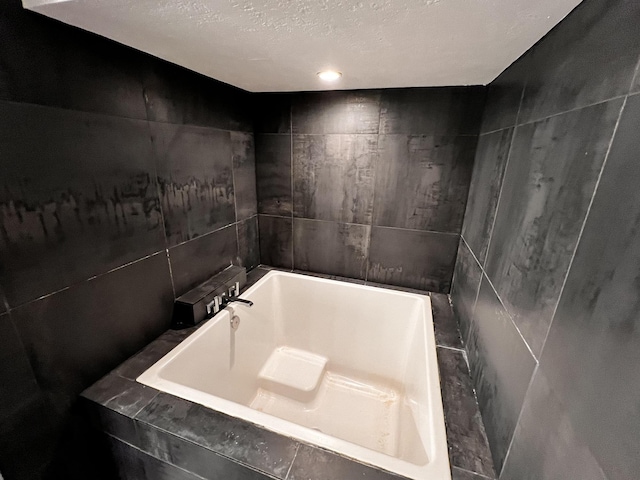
[256,87,486,293]
[451,0,640,477]
[0,1,258,478]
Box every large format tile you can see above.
[466,277,537,472]
[0,313,41,424]
[479,56,528,134]
[258,215,292,269]
[291,90,381,134]
[367,227,458,293]
[255,134,292,215]
[461,128,514,265]
[293,219,370,280]
[452,467,493,480]
[484,100,623,357]
[11,253,173,415]
[231,132,258,221]
[500,370,606,480]
[437,347,495,478]
[287,444,398,480]
[450,239,482,344]
[379,87,485,135]
[519,0,640,123]
[254,93,291,134]
[431,293,463,349]
[0,0,147,119]
[168,224,238,296]
[538,93,640,480]
[151,123,235,246]
[237,216,260,271]
[142,61,252,131]
[136,392,298,479]
[373,135,476,233]
[0,102,165,308]
[293,134,376,224]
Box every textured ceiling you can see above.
[23,0,582,92]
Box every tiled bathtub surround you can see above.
[255,88,486,293]
[0,0,257,477]
[451,0,640,477]
[83,268,496,480]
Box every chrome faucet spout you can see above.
[222,296,253,307]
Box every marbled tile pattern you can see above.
[293,219,370,279]
[168,224,238,296]
[461,129,514,265]
[0,102,165,308]
[255,134,292,215]
[430,293,463,349]
[368,227,459,292]
[237,216,260,271]
[484,100,623,357]
[450,239,482,345]
[466,277,536,473]
[293,134,376,224]
[292,90,382,134]
[151,123,235,246]
[536,94,640,480]
[231,131,258,221]
[373,135,476,232]
[378,87,485,135]
[258,215,292,269]
[500,370,606,480]
[518,0,640,124]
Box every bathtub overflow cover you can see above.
[230,315,240,331]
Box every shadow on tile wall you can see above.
[451,0,640,477]
[0,0,257,477]
[255,87,486,293]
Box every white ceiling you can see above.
[23,0,582,92]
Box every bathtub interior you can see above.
[142,271,443,474]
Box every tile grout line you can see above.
[290,103,295,270]
[364,104,385,282]
[283,443,300,480]
[436,344,466,354]
[453,465,495,480]
[460,235,485,346]
[498,363,539,479]
[537,92,631,359]
[481,82,526,268]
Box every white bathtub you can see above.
[137,271,451,480]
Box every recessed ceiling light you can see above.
[317,70,342,82]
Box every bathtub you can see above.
[137,271,451,480]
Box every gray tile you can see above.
[237,216,260,271]
[136,392,298,479]
[500,370,606,480]
[137,423,273,480]
[0,102,165,308]
[379,87,486,135]
[245,267,271,289]
[0,312,41,424]
[254,93,291,134]
[293,134,376,224]
[373,135,476,233]
[293,219,370,279]
[287,444,401,480]
[480,56,529,133]
[484,100,623,357]
[168,224,238,296]
[364,281,429,295]
[106,437,146,480]
[452,466,493,480]
[82,374,158,417]
[10,253,174,410]
[519,0,640,123]
[152,123,235,246]
[461,128,514,265]
[258,215,292,269]
[255,134,292,215]
[436,347,495,478]
[292,90,381,134]
[466,277,537,473]
[292,269,365,285]
[232,132,258,221]
[538,93,640,480]
[451,239,482,345]
[368,227,459,293]
[431,293,463,349]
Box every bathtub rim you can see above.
[137,270,451,480]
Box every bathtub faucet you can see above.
[221,295,254,307]
[206,291,253,317]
